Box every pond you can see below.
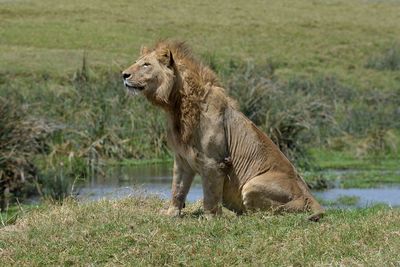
[75,164,400,208]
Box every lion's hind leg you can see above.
[242,172,294,212]
[275,197,323,221]
[241,172,323,221]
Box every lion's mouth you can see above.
[124,81,145,94]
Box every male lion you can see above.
[122,40,324,221]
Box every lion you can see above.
[122,40,324,221]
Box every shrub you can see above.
[355,129,399,159]
[0,97,53,210]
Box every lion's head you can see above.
[122,44,176,106]
[122,40,224,142]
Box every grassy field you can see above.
[1,197,399,266]
[1,0,400,88]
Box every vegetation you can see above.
[0,61,172,204]
[1,0,400,87]
[311,149,400,171]
[226,63,335,168]
[1,197,399,265]
[2,59,399,202]
[0,97,53,211]
[366,43,400,71]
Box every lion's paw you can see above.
[160,206,181,217]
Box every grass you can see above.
[115,158,174,166]
[0,96,54,210]
[335,195,360,206]
[311,148,400,171]
[316,195,361,207]
[366,42,400,71]
[0,203,40,227]
[0,0,400,89]
[339,171,400,189]
[304,149,400,189]
[307,168,400,189]
[0,197,399,266]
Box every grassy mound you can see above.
[1,198,399,266]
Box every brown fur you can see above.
[122,40,324,221]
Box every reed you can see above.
[0,97,53,210]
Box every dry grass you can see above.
[0,97,53,210]
[0,197,399,266]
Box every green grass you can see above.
[1,0,400,89]
[1,197,399,266]
[305,149,400,189]
[0,203,41,227]
[335,195,360,206]
[339,170,400,189]
[316,195,361,207]
[113,157,173,166]
[311,148,400,171]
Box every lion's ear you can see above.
[140,45,150,55]
[157,47,174,67]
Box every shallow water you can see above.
[76,164,203,202]
[75,164,400,208]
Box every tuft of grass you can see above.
[355,129,399,159]
[366,43,400,71]
[0,197,399,266]
[336,195,360,206]
[303,173,335,190]
[316,195,360,207]
[0,203,41,227]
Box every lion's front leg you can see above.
[164,155,195,217]
[201,170,225,218]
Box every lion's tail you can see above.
[307,197,325,222]
[297,174,325,222]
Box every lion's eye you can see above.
[142,63,151,68]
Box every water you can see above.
[313,188,400,208]
[75,164,400,208]
[76,164,204,202]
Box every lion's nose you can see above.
[122,72,131,80]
